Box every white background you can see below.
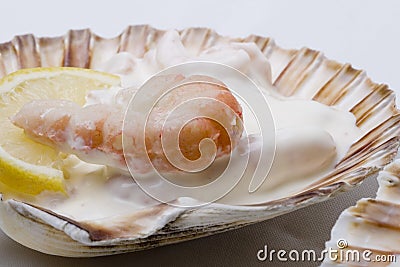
[0,1,399,266]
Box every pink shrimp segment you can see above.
[11,75,243,174]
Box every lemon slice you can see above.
[0,67,120,195]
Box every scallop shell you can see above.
[0,25,399,257]
[322,160,400,266]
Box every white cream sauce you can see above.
[33,30,362,219]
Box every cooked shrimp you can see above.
[11,74,243,174]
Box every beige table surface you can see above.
[0,0,399,266]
